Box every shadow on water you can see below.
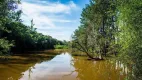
[0,50,59,80]
[0,50,129,80]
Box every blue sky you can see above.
[20,0,89,41]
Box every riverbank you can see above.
[0,50,63,61]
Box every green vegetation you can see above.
[72,0,118,59]
[0,39,14,55]
[54,45,68,49]
[72,0,142,79]
[0,0,142,79]
[0,0,64,55]
[54,40,69,49]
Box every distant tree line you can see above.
[0,0,64,55]
[72,0,142,79]
[54,40,69,49]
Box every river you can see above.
[0,50,128,80]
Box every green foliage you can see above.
[0,0,64,55]
[54,45,68,49]
[72,0,142,79]
[54,41,69,49]
[0,38,14,55]
[116,0,142,79]
[72,0,117,59]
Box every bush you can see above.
[54,45,68,49]
[0,38,14,55]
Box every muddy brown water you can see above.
[0,50,128,80]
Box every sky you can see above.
[20,0,90,41]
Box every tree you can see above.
[0,0,64,54]
[73,0,142,79]
[0,0,20,55]
[72,0,117,59]
[116,0,142,79]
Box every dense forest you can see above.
[72,0,142,79]
[0,0,64,55]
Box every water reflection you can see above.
[20,53,128,80]
[0,51,56,80]
[20,53,77,80]
[0,51,128,80]
[73,57,128,80]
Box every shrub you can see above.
[0,38,14,55]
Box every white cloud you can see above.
[21,1,77,14]
[51,19,77,23]
[20,0,80,41]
